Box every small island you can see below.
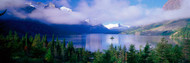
[110,36,114,40]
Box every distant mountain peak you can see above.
[45,2,56,8]
[163,0,183,10]
[60,6,72,12]
[103,23,130,30]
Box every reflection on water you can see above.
[49,34,177,52]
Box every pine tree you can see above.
[13,31,19,42]
[102,44,117,63]
[127,44,137,63]
[122,45,127,63]
[56,37,61,56]
[7,31,13,40]
[51,34,55,59]
[94,50,103,63]
[155,38,172,63]
[45,48,53,62]
[170,45,183,63]
[32,34,41,48]
[24,34,28,51]
[42,35,48,48]
[63,39,66,48]
[142,42,151,63]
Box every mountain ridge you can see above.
[121,18,190,36]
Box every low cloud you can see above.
[0,0,25,9]
[29,7,86,24]
[29,0,144,25]
[134,0,190,25]
[1,0,190,26]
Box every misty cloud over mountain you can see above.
[1,0,190,26]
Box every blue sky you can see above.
[129,0,167,8]
[30,0,167,9]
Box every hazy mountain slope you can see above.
[0,17,119,36]
[0,18,57,36]
[121,19,190,36]
[121,0,188,36]
[150,19,188,31]
[171,20,190,38]
[51,24,119,34]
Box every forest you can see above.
[0,31,189,63]
[171,22,190,39]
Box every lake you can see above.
[48,34,177,52]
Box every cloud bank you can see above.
[1,0,190,26]
[0,0,25,9]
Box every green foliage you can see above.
[127,44,138,63]
[172,22,190,39]
[138,42,152,63]
[42,35,48,48]
[0,32,185,63]
[56,37,61,56]
[152,38,183,63]
[45,48,53,62]
[93,50,103,63]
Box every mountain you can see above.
[163,0,182,10]
[20,4,36,13]
[0,18,57,36]
[0,17,119,36]
[0,2,119,36]
[121,18,190,36]
[171,22,190,39]
[121,0,188,36]
[104,23,130,32]
[45,2,56,8]
[51,24,119,34]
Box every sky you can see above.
[30,0,167,9]
[1,0,190,26]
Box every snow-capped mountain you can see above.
[60,6,72,12]
[103,23,130,31]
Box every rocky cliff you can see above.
[163,0,182,10]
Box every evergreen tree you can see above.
[6,31,13,40]
[102,44,117,63]
[45,48,53,63]
[13,31,19,42]
[171,45,183,63]
[127,44,137,63]
[122,45,127,63]
[63,39,66,48]
[42,35,48,48]
[31,34,46,58]
[56,37,61,56]
[81,48,89,63]
[65,41,75,62]
[155,38,172,63]
[51,34,55,58]
[32,34,41,48]
[94,50,103,63]
[61,39,66,60]
[142,42,151,63]
[24,34,28,51]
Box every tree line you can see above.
[0,31,187,63]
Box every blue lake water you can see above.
[48,34,177,52]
